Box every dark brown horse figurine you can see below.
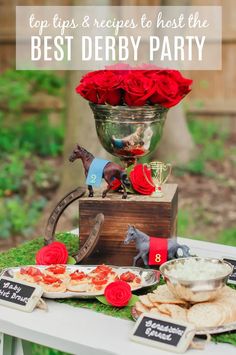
[69,144,130,199]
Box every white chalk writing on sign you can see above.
[131,314,196,353]
[144,319,184,341]
[0,277,44,312]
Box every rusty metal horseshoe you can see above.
[44,187,104,263]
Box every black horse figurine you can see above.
[69,144,130,199]
[124,225,191,266]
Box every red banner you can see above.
[148,237,168,265]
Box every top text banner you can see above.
[16,6,222,70]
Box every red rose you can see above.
[36,241,68,265]
[149,70,192,108]
[123,72,156,106]
[80,70,104,83]
[76,70,123,105]
[104,281,132,307]
[129,164,155,195]
[76,70,103,103]
[94,71,123,105]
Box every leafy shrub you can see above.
[0,155,25,196]
[188,119,228,146]
[0,69,65,157]
[0,113,64,157]
[0,69,65,240]
[19,114,64,157]
[0,197,47,239]
[0,70,65,112]
[33,162,59,190]
[188,119,228,160]
[175,119,229,175]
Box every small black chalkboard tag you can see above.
[224,258,236,285]
[130,313,196,353]
[0,277,44,312]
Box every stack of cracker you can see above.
[135,284,236,329]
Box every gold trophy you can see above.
[143,161,172,197]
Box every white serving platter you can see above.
[0,265,159,299]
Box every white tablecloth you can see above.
[0,237,235,355]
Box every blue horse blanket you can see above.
[86,158,110,187]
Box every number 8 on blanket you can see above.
[0,277,44,312]
[130,313,196,353]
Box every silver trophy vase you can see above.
[89,103,168,167]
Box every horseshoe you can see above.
[74,212,104,263]
[44,187,104,263]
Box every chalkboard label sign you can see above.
[224,258,236,284]
[0,277,44,312]
[131,313,196,353]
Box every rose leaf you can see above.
[67,256,76,265]
[127,294,139,306]
[96,294,139,307]
[96,296,111,306]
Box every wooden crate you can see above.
[79,184,178,266]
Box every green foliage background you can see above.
[0,70,65,239]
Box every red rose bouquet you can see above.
[76,65,192,108]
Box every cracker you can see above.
[213,286,236,323]
[135,284,236,326]
[151,285,187,305]
[212,300,233,324]
[45,271,69,280]
[14,272,34,283]
[67,283,90,292]
[149,307,165,316]
[158,304,187,322]
[41,283,67,293]
[139,295,154,308]
[220,286,236,296]
[187,303,225,329]
[135,301,149,314]
[158,303,171,315]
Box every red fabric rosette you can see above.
[110,178,122,191]
[36,241,68,265]
[129,164,155,195]
[104,281,132,307]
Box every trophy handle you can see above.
[162,163,172,184]
[142,162,172,188]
